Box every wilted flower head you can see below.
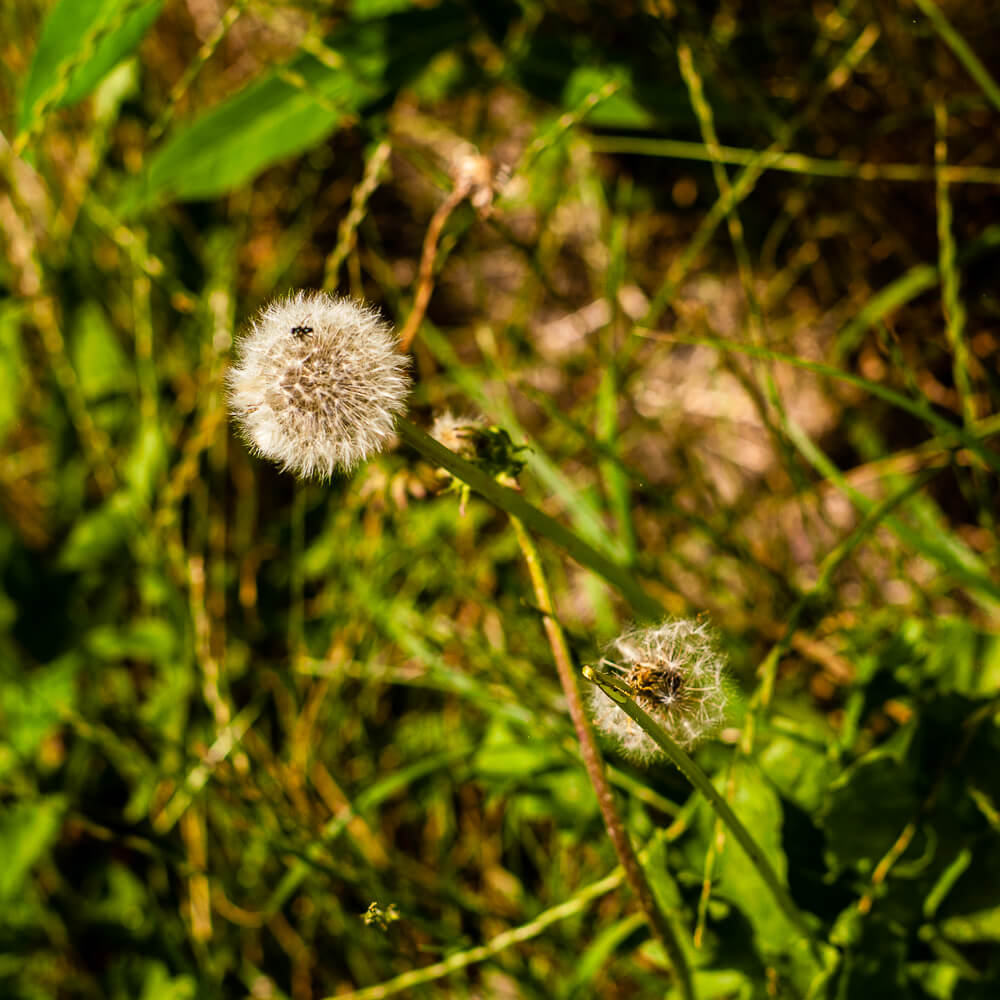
[429,411,528,485]
[430,410,483,459]
[590,618,729,760]
[227,291,410,479]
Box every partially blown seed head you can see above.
[590,618,729,761]
[227,291,410,479]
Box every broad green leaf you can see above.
[562,913,646,999]
[86,618,175,663]
[819,743,920,876]
[563,66,656,129]
[514,34,699,129]
[19,0,165,134]
[473,740,559,779]
[0,656,78,759]
[93,58,139,122]
[831,911,911,998]
[88,862,151,931]
[351,0,415,17]
[904,962,961,1000]
[703,760,796,951]
[684,970,756,1000]
[137,963,197,1000]
[909,618,1000,698]
[0,796,65,901]
[472,722,592,822]
[58,419,165,570]
[936,904,1000,944]
[121,3,468,212]
[71,302,131,401]
[124,422,166,502]
[759,733,836,816]
[58,491,138,570]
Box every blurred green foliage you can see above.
[2,0,1000,998]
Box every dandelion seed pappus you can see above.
[589,619,729,760]
[227,290,410,478]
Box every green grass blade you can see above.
[395,418,663,620]
[912,0,1000,113]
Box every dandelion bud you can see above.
[227,291,410,479]
[589,618,729,761]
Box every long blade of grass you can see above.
[327,866,627,1000]
[934,102,976,429]
[420,321,628,563]
[395,418,663,620]
[589,136,1000,186]
[642,332,1000,477]
[641,24,880,326]
[912,0,1000,113]
[782,417,1000,609]
[836,223,1000,356]
[264,747,471,916]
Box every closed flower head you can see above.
[228,291,410,479]
[590,618,728,760]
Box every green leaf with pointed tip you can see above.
[71,302,131,402]
[120,3,468,213]
[0,656,78,760]
[19,0,164,134]
[138,963,198,1000]
[0,797,66,901]
[58,491,137,571]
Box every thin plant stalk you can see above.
[584,664,823,966]
[394,418,662,619]
[510,516,695,1000]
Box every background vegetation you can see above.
[2,0,999,997]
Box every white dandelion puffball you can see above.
[227,291,411,479]
[590,618,729,761]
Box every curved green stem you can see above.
[584,665,823,966]
[394,418,662,620]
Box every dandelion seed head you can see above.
[589,618,729,761]
[227,291,410,479]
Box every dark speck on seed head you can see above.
[291,325,313,338]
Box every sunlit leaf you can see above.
[121,3,468,212]
[19,0,165,134]
[0,797,65,901]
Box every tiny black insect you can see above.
[291,325,313,337]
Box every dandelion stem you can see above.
[509,516,695,1000]
[398,185,469,352]
[585,665,823,965]
[394,418,663,619]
